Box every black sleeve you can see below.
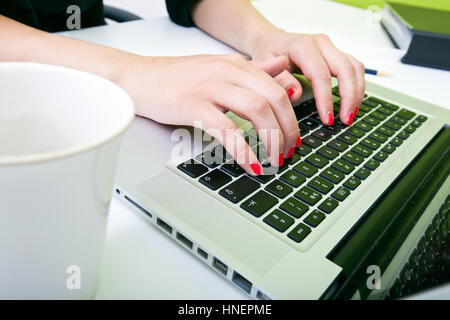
[165,0,200,27]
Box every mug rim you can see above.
[0,62,135,166]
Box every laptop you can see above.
[113,74,450,299]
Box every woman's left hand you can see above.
[250,30,365,125]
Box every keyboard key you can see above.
[280,170,306,188]
[398,109,416,120]
[263,209,295,232]
[178,160,209,178]
[369,132,388,143]
[404,124,416,134]
[300,118,320,130]
[348,127,365,138]
[343,176,361,190]
[280,197,309,218]
[371,111,387,121]
[369,97,399,111]
[304,210,326,228]
[382,144,396,154]
[342,151,364,165]
[294,186,322,206]
[337,132,357,145]
[221,162,245,177]
[320,167,345,184]
[318,198,339,214]
[293,161,318,178]
[417,115,427,122]
[285,153,301,166]
[355,167,371,180]
[317,146,339,160]
[298,124,310,136]
[308,176,334,194]
[328,139,349,152]
[312,129,332,141]
[358,104,372,113]
[295,144,312,156]
[398,130,410,140]
[331,186,351,201]
[332,159,355,174]
[199,169,232,190]
[197,150,221,168]
[240,190,278,217]
[361,137,381,150]
[390,136,403,147]
[364,159,381,171]
[265,180,293,199]
[322,125,341,135]
[377,126,395,137]
[250,173,275,184]
[306,153,329,168]
[363,99,379,108]
[374,151,389,162]
[384,120,402,131]
[363,116,380,126]
[355,121,373,132]
[288,223,311,243]
[378,106,394,115]
[352,144,373,157]
[219,176,260,203]
[335,118,348,129]
[303,136,322,148]
[391,115,408,125]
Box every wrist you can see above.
[246,27,285,57]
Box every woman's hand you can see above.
[119,53,301,175]
[249,30,366,125]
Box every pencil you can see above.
[365,68,391,77]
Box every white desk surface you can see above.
[61,0,450,299]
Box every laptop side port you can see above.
[197,247,208,260]
[124,195,152,218]
[176,232,193,249]
[232,271,252,294]
[157,218,172,234]
[256,291,271,300]
[212,257,228,276]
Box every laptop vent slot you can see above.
[124,196,152,218]
[157,218,173,234]
[232,271,252,294]
[176,232,193,249]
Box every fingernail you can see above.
[250,162,262,175]
[278,153,284,167]
[327,111,334,126]
[287,87,295,99]
[296,135,302,147]
[355,105,359,115]
[287,147,295,158]
[347,111,354,125]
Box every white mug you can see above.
[0,62,134,299]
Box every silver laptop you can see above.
[112,73,450,299]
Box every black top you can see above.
[0,0,199,32]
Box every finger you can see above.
[193,104,262,175]
[251,55,289,78]
[212,84,285,168]
[314,34,358,125]
[274,70,303,103]
[226,59,300,159]
[289,37,334,126]
[346,54,366,114]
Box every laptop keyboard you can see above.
[176,87,428,246]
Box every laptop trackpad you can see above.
[134,171,290,276]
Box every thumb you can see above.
[251,55,289,77]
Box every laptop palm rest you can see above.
[132,171,290,276]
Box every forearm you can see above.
[191,0,282,55]
[0,15,137,85]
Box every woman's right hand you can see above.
[118,53,301,175]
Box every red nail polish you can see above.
[287,147,295,158]
[287,87,295,98]
[355,105,359,116]
[347,111,354,125]
[296,135,302,147]
[278,153,284,167]
[250,162,262,175]
[327,111,334,126]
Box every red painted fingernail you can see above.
[296,135,302,147]
[327,111,334,126]
[287,147,295,158]
[347,111,354,125]
[355,105,359,115]
[250,162,262,175]
[287,87,295,98]
[278,153,284,167]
